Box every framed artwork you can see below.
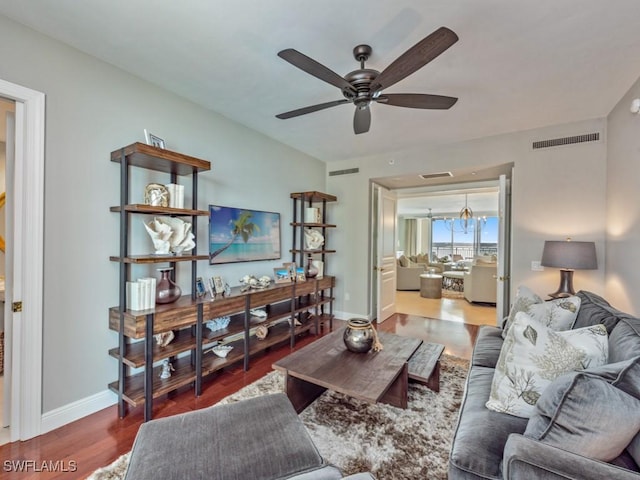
[144,129,165,148]
[283,262,296,279]
[195,277,206,297]
[274,267,291,284]
[296,268,306,283]
[212,276,225,294]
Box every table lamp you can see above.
[541,239,597,298]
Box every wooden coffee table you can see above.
[273,328,444,413]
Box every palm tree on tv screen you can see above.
[209,210,261,261]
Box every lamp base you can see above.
[548,269,575,299]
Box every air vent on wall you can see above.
[532,132,600,150]
[419,171,453,180]
[328,167,359,176]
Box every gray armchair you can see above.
[125,393,375,480]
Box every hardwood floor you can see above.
[396,290,498,326]
[0,315,482,479]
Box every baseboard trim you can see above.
[41,390,117,434]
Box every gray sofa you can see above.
[449,290,640,479]
[125,393,375,480]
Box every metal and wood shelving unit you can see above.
[290,191,337,331]
[109,149,337,421]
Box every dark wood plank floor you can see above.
[0,315,479,480]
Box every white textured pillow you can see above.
[502,285,580,339]
[487,312,608,418]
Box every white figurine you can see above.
[160,359,175,379]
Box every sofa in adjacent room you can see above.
[396,254,444,290]
[449,289,640,480]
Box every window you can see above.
[431,217,498,260]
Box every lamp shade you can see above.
[541,240,597,270]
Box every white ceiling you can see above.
[1,1,640,162]
[397,186,499,218]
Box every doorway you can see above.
[370,166,512,327]
[0,78,45,443]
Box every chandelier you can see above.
[459,194,473,233]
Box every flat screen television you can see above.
[209,205,281,264]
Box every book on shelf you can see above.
[126,277,157,311]
[165,183,185,209]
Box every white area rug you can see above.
[88,354,468,480]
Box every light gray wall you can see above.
[606,75,640,314]
[327,118,607,318]
[0,16,326,412]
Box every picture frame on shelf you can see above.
[195,277,206,298]
[283,262,296,279]
[212,276,225,294]
[274,267,291,284]
[296,268,306,282]
[143,129,165,149]
[207,278,216,299]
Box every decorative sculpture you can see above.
[144,183,169,207]
[304,229,325,250]
[160,359,175,379]
[143,216,195,255]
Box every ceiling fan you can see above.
[275,26,459,135]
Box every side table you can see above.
[420,273,442,299]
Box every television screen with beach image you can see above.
[209,205,281,264]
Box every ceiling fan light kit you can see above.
[276,27,459,134]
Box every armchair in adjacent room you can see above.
[463,263,497,304]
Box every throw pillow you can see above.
[502,285,580,339]
[398,255,409,267]
[486,312,608,418]
[524,372,640,462]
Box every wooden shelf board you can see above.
[110,254,209,264]
[290,222,336,228]
[108,356,196,407]
[289,249,336,255]
[111,142,210,175]
[110,204,208,216]
[290,191,337,202]
[109,328,198,368]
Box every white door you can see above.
[374,184,397,322]
[2,108,14,429]
[0,79,45,441]
[496,173,512,324]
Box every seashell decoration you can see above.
[211,344,233,358]
[144,183,169,207]
[255,325,269,340]
[143,216,195,255]
[240,275,272,290]
[154,330,175,347]
[304,229,325,250]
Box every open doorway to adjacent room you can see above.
[371,163,512,327]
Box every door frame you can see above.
[1,78,45,441]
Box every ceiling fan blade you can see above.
[278,49,356,94]
[353,106,371,134]
[371,27,458,93]
[276,99,349,119]
[376,93,458,109]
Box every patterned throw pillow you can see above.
[502,285,580,339]
[487,312,608,418]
